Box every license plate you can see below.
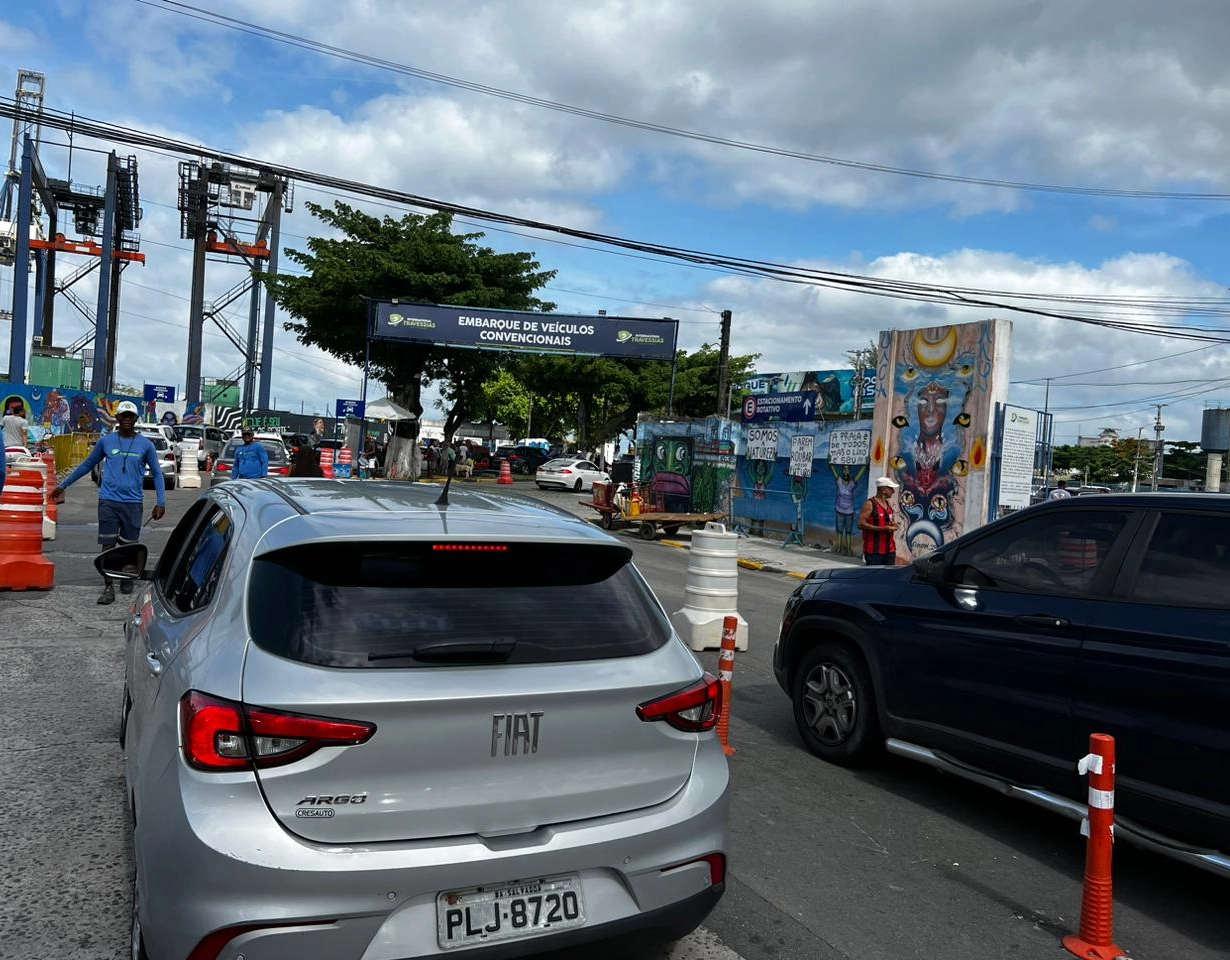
[436,874,584,949]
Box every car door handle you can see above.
[144,652,163,676]
[1015,614,1071,629]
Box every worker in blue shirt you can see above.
[57,401,166,605]
[232,428,269,479]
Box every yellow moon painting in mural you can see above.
[913,327,959,369]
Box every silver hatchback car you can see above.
[106,479,729,960]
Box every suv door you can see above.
[1074,507,1230,852]
[882,507,1138,781]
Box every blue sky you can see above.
[3,0,1230,443]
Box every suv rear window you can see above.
[223,438,287,461]
[248,541,671,667]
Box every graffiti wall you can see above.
[869,319,1012,558]
[1,382,143,444]
[732,420,874,555]
[635,417,737,515]
[743,368,876,416]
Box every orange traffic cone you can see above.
[40,451,58,525]
[0,461,55,590]
[498,458,513,485]
[1063,733,1127,960]
[319,447,335,479]
[716,615,738,756]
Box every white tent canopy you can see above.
[364,396,416,421]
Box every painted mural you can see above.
[635,417,736,516]
[870,319,1012,558]
[731,420,874,551]
[1,382,143,444]
[743,368,877,416]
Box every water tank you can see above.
[1200,409,1230,454]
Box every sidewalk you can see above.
[654,528,863,578]
[0,586,132,959]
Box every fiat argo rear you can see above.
[119,480,728,960]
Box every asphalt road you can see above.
[16,480,1230,959]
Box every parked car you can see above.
[173,424,226,466]
[102,480,728,959]
[136,422,181,471]
[210,436,291,484]
[774,493,1230,876]
[505,445,552,475]
[92,432,178,490]
[285,432,315,456]
[536,458,611,492]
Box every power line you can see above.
[11,101,1230,346]
[136,0,1230,202]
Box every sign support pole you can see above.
[359,305,371,472]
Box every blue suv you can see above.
[774,494,1230,877]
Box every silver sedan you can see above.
[104,479,728,959]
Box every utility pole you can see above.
[715,309,732,416]
[1151,405,1165,492]
[1132,426,1144,493]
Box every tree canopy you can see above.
[263,201,555,419]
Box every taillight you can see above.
[432,544,510,553]
[179,691,376,771]
[662,852,726,887]
[278,466,289,475]
[561,468,573,474]
[163,452,175,461]
[187,921,334,960]
[216,461,230,472]
[636,673,722,733]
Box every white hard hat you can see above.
[116,401,139,417]
[874,476,900,489]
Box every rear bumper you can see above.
[137,742,729,960]
[405,884,723,960]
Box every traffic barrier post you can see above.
[497,458,513,485]
[716,615,738,757]
[1063,733,1128,960]
[0,460,56,590]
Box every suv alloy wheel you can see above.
[792,642,880,765]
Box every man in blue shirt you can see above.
[232,428,269,479]
[57,401,166,605]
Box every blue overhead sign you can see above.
[371,301,678,362]
[144,384,176,403]
[335,399,365,419]
[740,391,824,423]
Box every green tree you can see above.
[264,201,555,422]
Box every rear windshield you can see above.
[223,439,287,461]
[248,541,672,667]
[178,426,203,439]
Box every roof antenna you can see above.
[435,471,453,506]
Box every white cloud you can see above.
[701,249,1230,443]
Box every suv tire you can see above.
[792,641,880,766]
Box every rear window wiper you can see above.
[368,638,518,665]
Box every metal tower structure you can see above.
[1,69,44,225]
[7,134,144,389]
[177,159,291,408]
[4,70,145,391]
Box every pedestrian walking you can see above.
[858,476,900,566]
[55,400,166,604]
[232,428,269,479]
[1049,479,1072,500]
[2,400,28,451]
[288,444,323,477]
[446,442,457,477]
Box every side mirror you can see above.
[94,542,151,581]
[912,552,946,585]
